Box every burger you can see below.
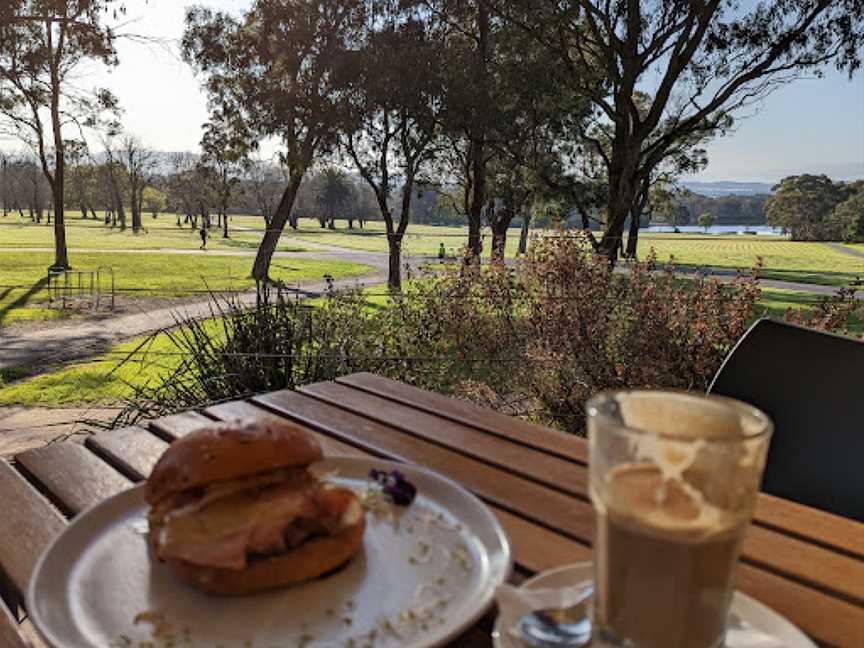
[145,419,365,595]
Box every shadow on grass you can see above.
[0,277,49,326]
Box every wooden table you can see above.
[1,372,862,647]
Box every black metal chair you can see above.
[709,318,864,521]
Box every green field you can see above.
[0,251,373,326]
[253,220,864,287]
[0,212,306,253]
[636,234,864,287]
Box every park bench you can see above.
[1,372,862,646]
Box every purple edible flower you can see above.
[369,468,417,506]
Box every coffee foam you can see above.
[602,463,744,542]
[611,393,751,536]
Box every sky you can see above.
[11,0,864,184]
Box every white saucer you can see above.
[492,562,815,648]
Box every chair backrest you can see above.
[709,318,864,521]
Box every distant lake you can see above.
[646,225,783,235]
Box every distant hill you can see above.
[681,181,774,197]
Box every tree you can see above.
[241,156,285,228]
[342,6,444,290]
[121,135,154,233]
[830,182,864,243]
[698,211,715,233]
[165,152,201,228]
[766,175,848,241]
[201,117,244,239]
[183,0,364,281]
[142,185,165,219]
[506,1,864,264]
[0,1,122,269]
[315,167,353,230]
[101,134,128,229]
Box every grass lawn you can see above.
[0,251,374,326]
[252,220,864,287]
[636,234,864,287]
[0,325,196,406]
[0,212,305,252]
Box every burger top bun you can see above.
[146,419,323,506]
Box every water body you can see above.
[646,225,784,235]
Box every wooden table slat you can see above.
[301,381,589,498]
[736,562,864,647]
[84,426,168,482]
[340,373,864,562]
[0,460,66,597]
[275,388,864,605]
[148,411,214,441]
[338,372,588,463]
[754,492,864,560]
[16,443,132,516]
[0,598,29,648]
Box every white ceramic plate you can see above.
[492,562,816,648]
[28,457,512,648]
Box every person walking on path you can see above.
[199,225,208,250]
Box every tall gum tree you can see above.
[503,0,864,264]
[183,0,364,281]
[0,0,121,270]
[342,8,444,290]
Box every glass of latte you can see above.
[587,390,772,648]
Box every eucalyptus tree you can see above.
[0,0,123,269]
[502,0,864,263]
[121,135,155,233]
[183,0,365,281]
[315,167,353,230]
[341,3,445,289]
[201,115,245,239]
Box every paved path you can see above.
[827,242,864,259]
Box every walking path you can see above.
[827,242,864,259]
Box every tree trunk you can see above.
[464,1,489,268]
[49,62,68,269]
[347,218,354,229]
[252,172,305,281]
[111,180,126,230]
[222,210,229,238]
[388,237,403,291]
[518,213,532,255]
[131,192,142,233]
[599,153,642,264]
[625,209,641,259]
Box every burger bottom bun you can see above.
[158,498,366,596]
